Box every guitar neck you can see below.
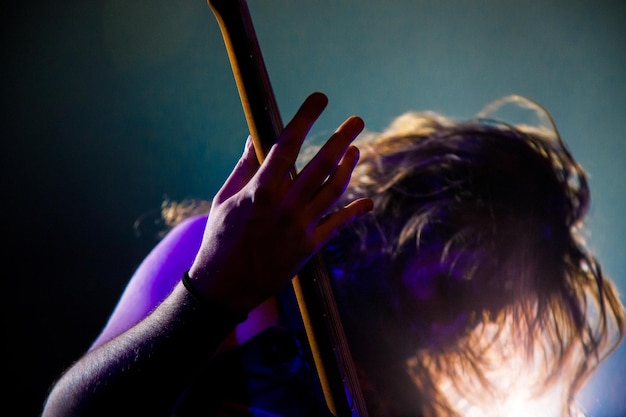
[206,1,368,416]
[207,0,282,163]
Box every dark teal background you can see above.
[4,1,625,415]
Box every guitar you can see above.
[206,1,368,416]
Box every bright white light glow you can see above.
[430,320,576,417]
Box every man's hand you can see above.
[188,92,373,313]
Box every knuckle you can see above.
[250,182,275,206]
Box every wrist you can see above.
[181,270,249,324]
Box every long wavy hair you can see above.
[155,96,624,417]
[324,96,625,416]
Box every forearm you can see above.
[42,281,247,417]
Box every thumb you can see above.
[214,136,260,203]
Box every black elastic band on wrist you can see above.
[181,270,206,305]
[181,270,248,323]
